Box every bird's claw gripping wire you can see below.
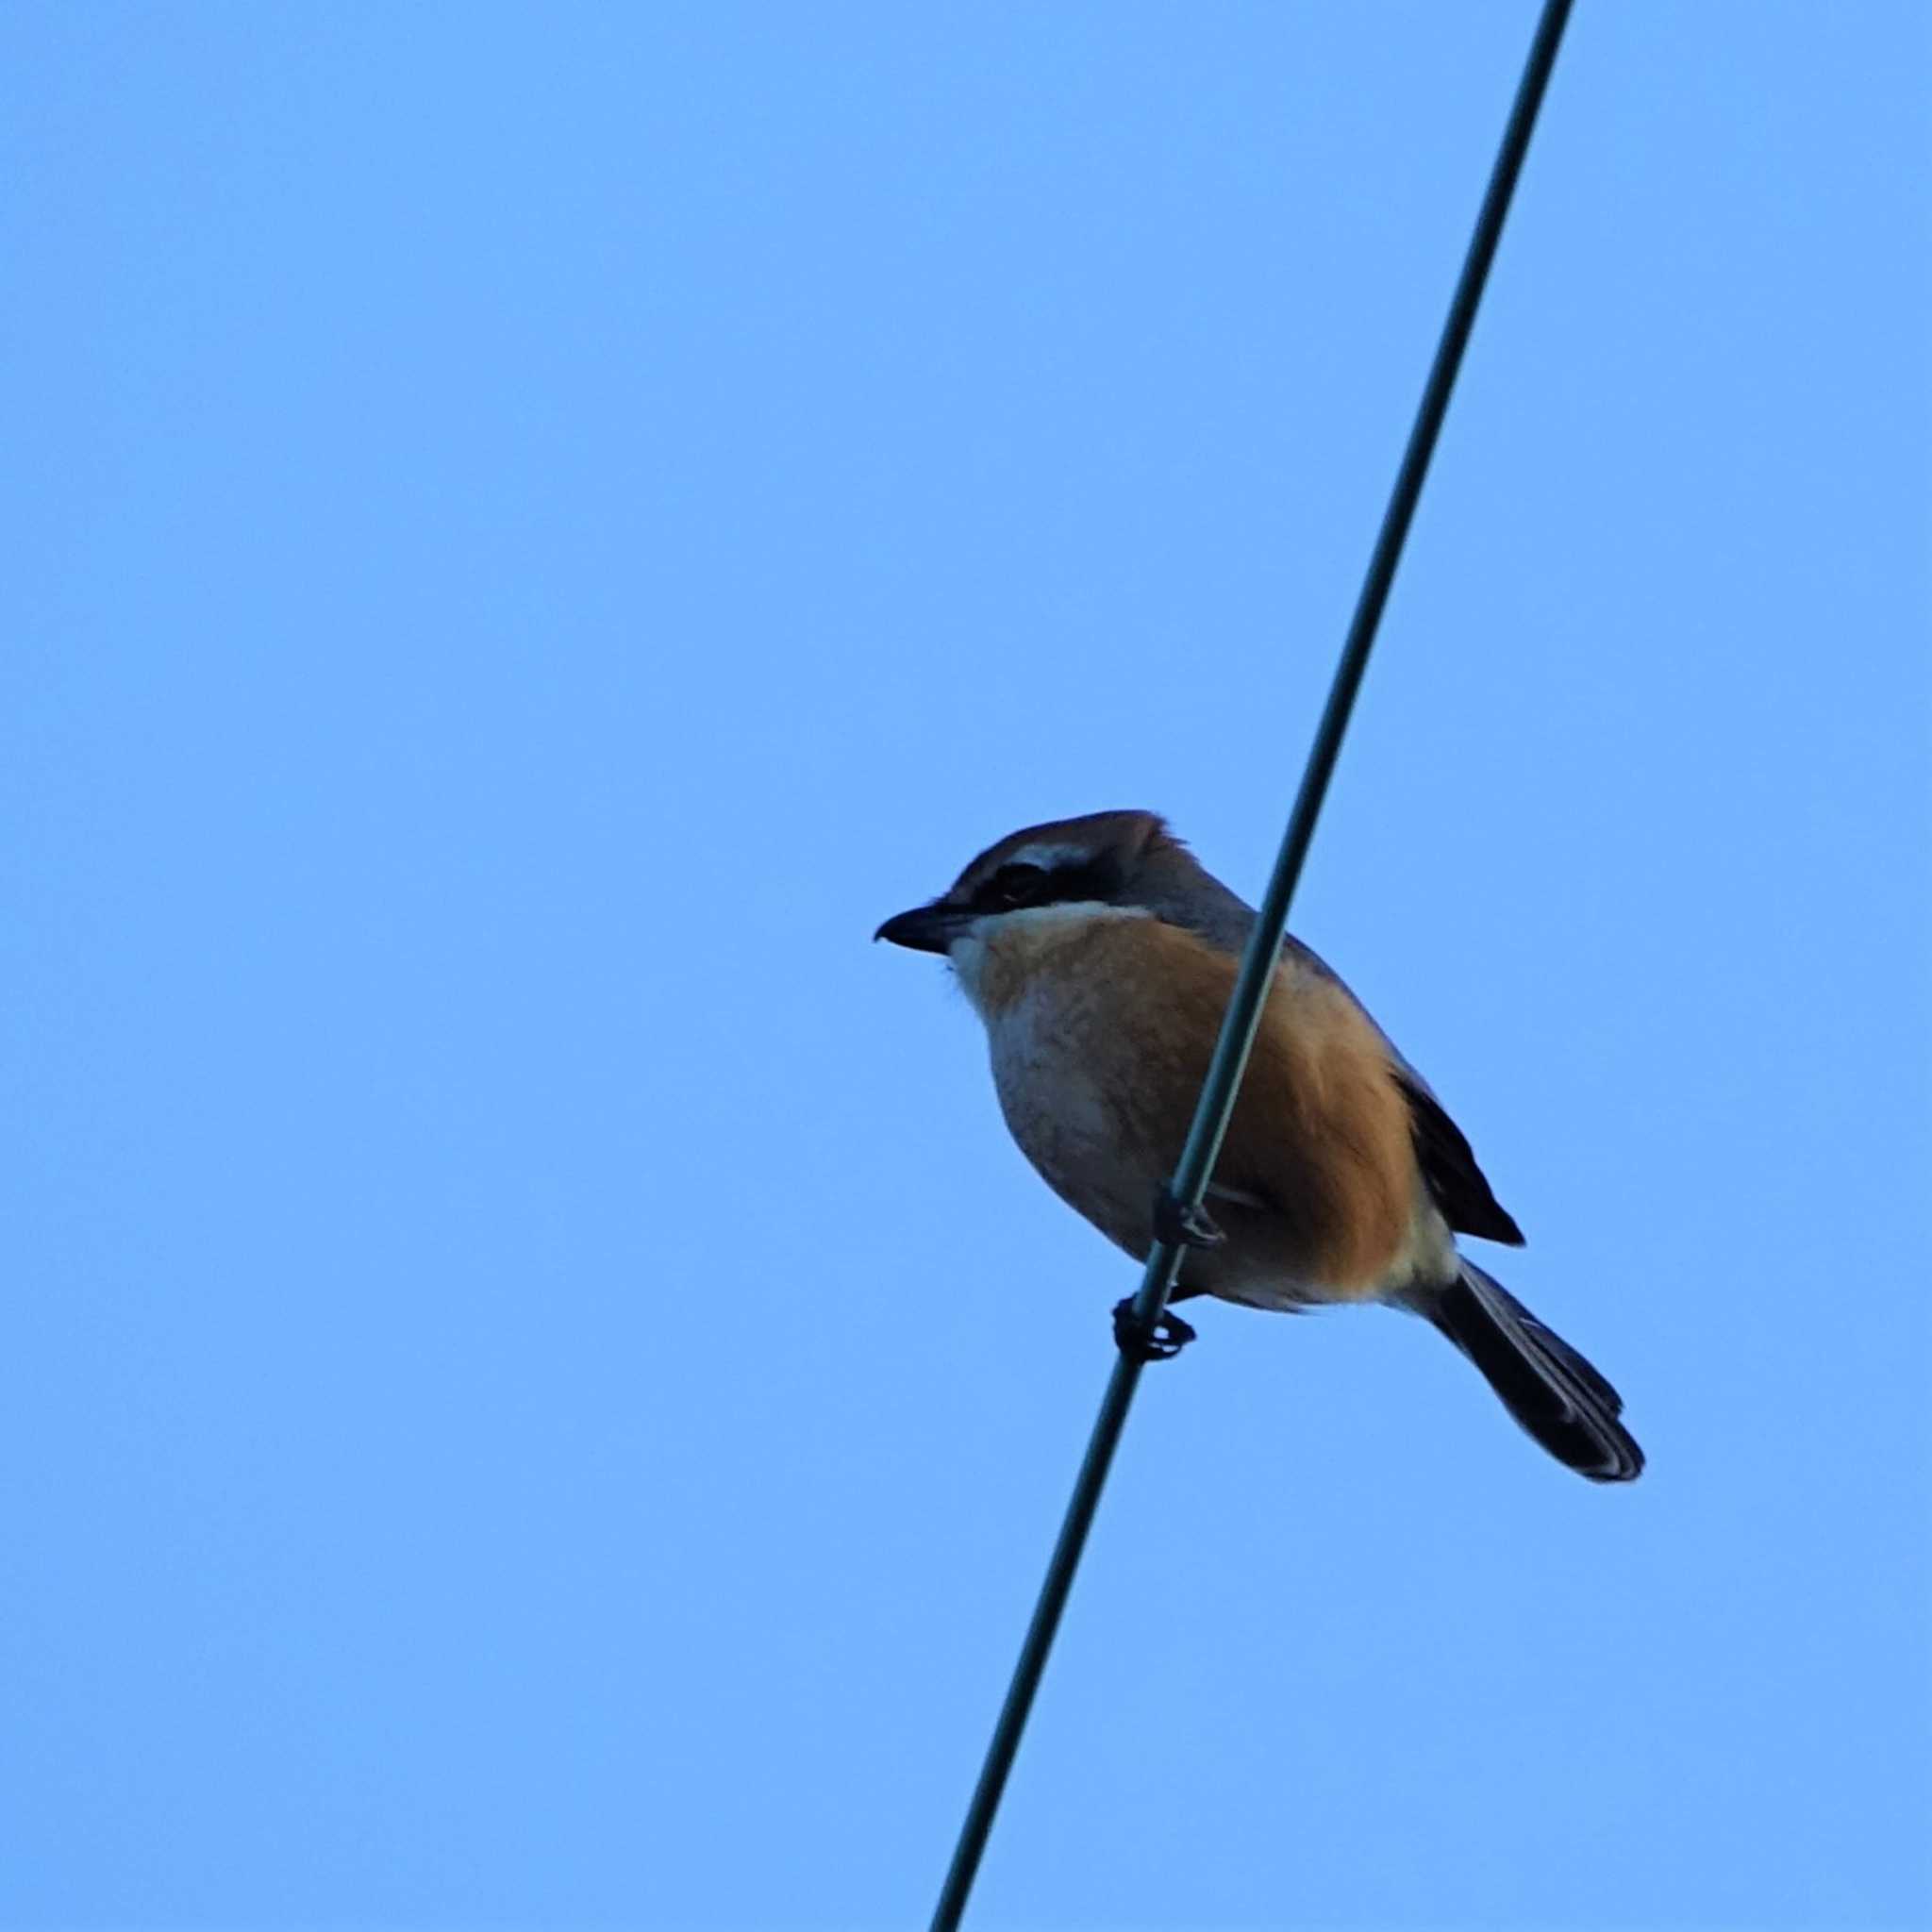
[1152,1185,1225,1252]
[1112,1296,1197,1362]
[1114,1187,1220,1357]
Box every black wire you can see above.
[929,4,1576,1925]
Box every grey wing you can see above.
[1176,891,1524,1246]
[1280,933,1525,1245]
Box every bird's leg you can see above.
[1113,1190,1223,1361]
[1152,1184,1225,1252]
[1112,1294,1197,1362]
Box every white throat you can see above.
[947,901,1149,1019]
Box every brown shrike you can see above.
[875,809,1642,1483]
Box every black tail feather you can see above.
[1426,1265,1643,1483]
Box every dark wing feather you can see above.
[1156,891,1528,1250]
[1399,1074,1524,1246]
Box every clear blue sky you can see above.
[4,5,1927,1927]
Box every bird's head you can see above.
[874,808,1219,957]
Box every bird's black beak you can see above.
[874,902,967,955]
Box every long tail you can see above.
[1424,1263,1643,1483]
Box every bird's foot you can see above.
[1112,1295,1198,1363]
[1152,1185,1224,1251]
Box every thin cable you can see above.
[928,5,1575,1925]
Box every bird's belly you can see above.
[1184,1212,1380,1310]
[983,979,1440,1310]
[990,1049,1164,1260]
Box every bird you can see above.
[874,808,1642,1483]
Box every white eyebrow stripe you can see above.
[1002,843,1092,872]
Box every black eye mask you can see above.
[972,862,1050,911]
[967,855,1124,915]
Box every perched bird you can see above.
[875,809,1642,1483]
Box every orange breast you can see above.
[976,911,1421,1301]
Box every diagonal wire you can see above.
[928,4,1575,1925]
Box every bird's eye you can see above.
[985,862,1050,910]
